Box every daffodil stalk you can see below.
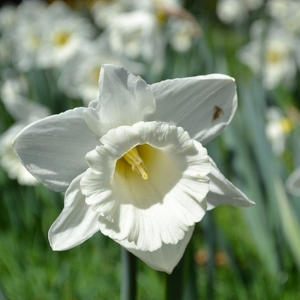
[121,248,137,300]
[165,253,186,300]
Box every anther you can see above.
[123,147,148,180]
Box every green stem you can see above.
[184,243,198,300]
[121,248,137,300]
[165,254,186,300]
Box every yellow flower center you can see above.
[122,147,148,180]
[52,30,71,47]
[279,118,293,133]
[156,10,167,24]
[266,49,282,63]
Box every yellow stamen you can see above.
[156,10,167,24]
[122,147,148,180]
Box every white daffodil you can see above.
[216,0,263,24]
[91,0,126,29]
[238,21,297,89]
[267,0,300,35]
[36,1,95,69]
[58,37,144,105]
[13,64,253,273]
[106,10,164,72]
[265,107,292,156]
[167,18,197,52]
[11,1,47,71]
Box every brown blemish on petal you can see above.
[212,106,224,121]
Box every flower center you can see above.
[279,118,293,133]
[266,49,282,63]
[52,30,71,47]
[122,146,148,180]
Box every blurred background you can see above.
[1,0,300,299]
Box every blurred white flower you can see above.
[107,10,163,60]
[1,75,49,121]
[217,0,263,24]
[12,1,47,71]
[217,0,248,24]
[238,21,297,89]
[128,0,182,11]
[134,0,201,53]
[0,5,16,31]
[9,1,95,71]
[168,17,196,52]
[0,124,39,185]
[58,37,144,105]
[0,76,50,185]
[91,0,126,28]
[13,64,253,273]
[265,107,292,155]
[267,0,300,35]
[36,1,95,69]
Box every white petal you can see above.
[117,226,194,274]
[81,121,210,252]
[149,74,237,145]
[83,64,156,136]
[0,123,38,185]
[49,174,99,250]
[286,167,300,197]
[13,107,100,192]
[206,158,254,209]
[2,94,50,122]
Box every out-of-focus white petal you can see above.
[83,64,156,136]
[4,95,50,122]
[1,77,49,121]
[206,158,254,209]
[49,174,99,250]
[117,226,194,274]
[217,0,248,24]
[0,123,38,185]
[286,167,300,197]
[265,107,292,156]
[149,74,237,145]
[81,121,210,252]
[13,107,99,192]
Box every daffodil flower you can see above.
[13,64,253,273]
[265,106,293,155]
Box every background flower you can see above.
[0,75,50,185]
